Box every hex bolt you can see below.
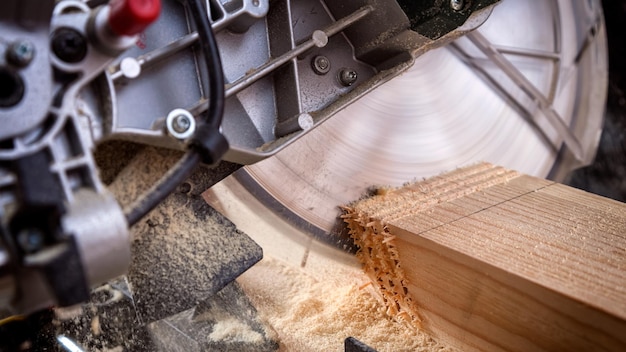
[450,0,465,11]
[338,68,358,87]
[6,40,35,68]
[52,28,88,63]
[166,108,196,140]
[172,114,192,133]
[312,55,331,75]
[17,228,45,253]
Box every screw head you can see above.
[338,68,358,87]
[450,0,465,11]
[312,55,331,75]
[6,41,35,68]
[52,28,88,63]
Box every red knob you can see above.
[108,0,161,36]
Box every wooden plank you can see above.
[342,163,626,351]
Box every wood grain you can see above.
[343,163,626,351]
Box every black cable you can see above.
[188,0,225,130]
[125,0,226,226]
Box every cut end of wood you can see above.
[343,162,626,352]
[342,163,521,328]
[342,208,421,328]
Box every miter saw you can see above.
[0,0,608,350]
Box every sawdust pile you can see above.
[237,257,450,352]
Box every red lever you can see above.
[108,0,161,36]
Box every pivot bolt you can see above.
[312,55,331,75]
[52,28,88,63]
[450,0,465,11]
[6,41,35,68]
[338,68,358,87]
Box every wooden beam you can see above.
[342,163,626,351]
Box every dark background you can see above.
[566,0,626,202]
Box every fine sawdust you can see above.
[237,256,450,352]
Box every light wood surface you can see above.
[343,163,626,351]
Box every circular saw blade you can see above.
[234,0,608,238]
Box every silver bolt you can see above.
[450,0,464,11]
[166,108,196,140]
[338,68,358,87]
[172,114,192,133]
[312,55,331,75]
[6,40,35,68]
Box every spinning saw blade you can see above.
[218,0,608,240]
